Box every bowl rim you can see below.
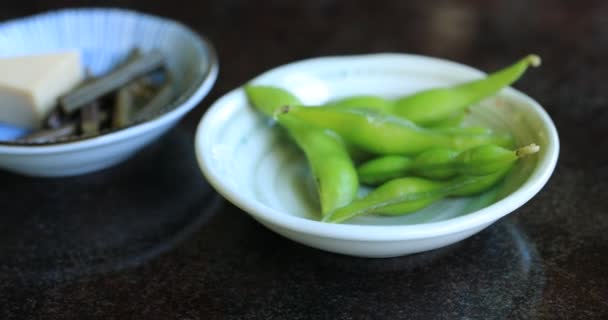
[195,53,559,241]
[0,7,219,153]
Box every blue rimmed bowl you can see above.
[0,8,218,177]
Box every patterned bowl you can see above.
[195,53,559,257]
[0,8,218,177]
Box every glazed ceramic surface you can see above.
[196,53,558,257]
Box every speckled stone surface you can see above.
[1,1,607,319]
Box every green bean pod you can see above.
[357,143,539,185]
[324,167,513,223]
[245,85,358,216]
[393,54,541,125]
[276,106,513,155]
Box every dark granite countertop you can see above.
[1,1,607,319]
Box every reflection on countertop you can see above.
[0,128,221,285]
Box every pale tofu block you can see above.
[0,51,84,128]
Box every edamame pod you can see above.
[454,143,539,176]
[325,96,466,128]
[357,155,416,185]
[393,54,541,125]
[410,148,460,179]
[324,95,394,113]
[245,85,371,161]
[432,126,493,136]
[244,85,301,117]
[324,167,513,223]
[245,85,358,216]
[282,119,359,215]
[424,111,466,129]
[358,143,539,185]
[276,106,513,155]
[357,149,458,185]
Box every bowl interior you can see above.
[200,54,556,227]
[0,8,215,145]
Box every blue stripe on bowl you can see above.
[0,123,30,141]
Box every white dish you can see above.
[0,8,218,177]
[195,53,559,257]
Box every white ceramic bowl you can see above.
[0,8,218,177]
[196,53,559,257]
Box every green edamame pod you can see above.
[324,95,394,113]
[357,155,415,185]
[393,54,541,125]
[325,95,466,129]
[326,95,466,129]
[432,126,493,136]
[425,111,466,129]
[245,85,370,161]
[244,85,301,117]
[245,85,358,216]
[441,167,512,198]
[410,148,460,179]
[454,143,539,176]
[276,106,513,155]
[357,149,458,185]
[357,143,539,185]
[328,177,444,223]
[281,118,358,215]
[324,167,512,223]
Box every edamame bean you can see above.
[324,167,513,223]
[358,143,539,185]
[393,54,541,125]
[245,85,358,216]
[276,106,513,155]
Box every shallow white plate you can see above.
[196,53,559,257]
[0,8,217,177]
